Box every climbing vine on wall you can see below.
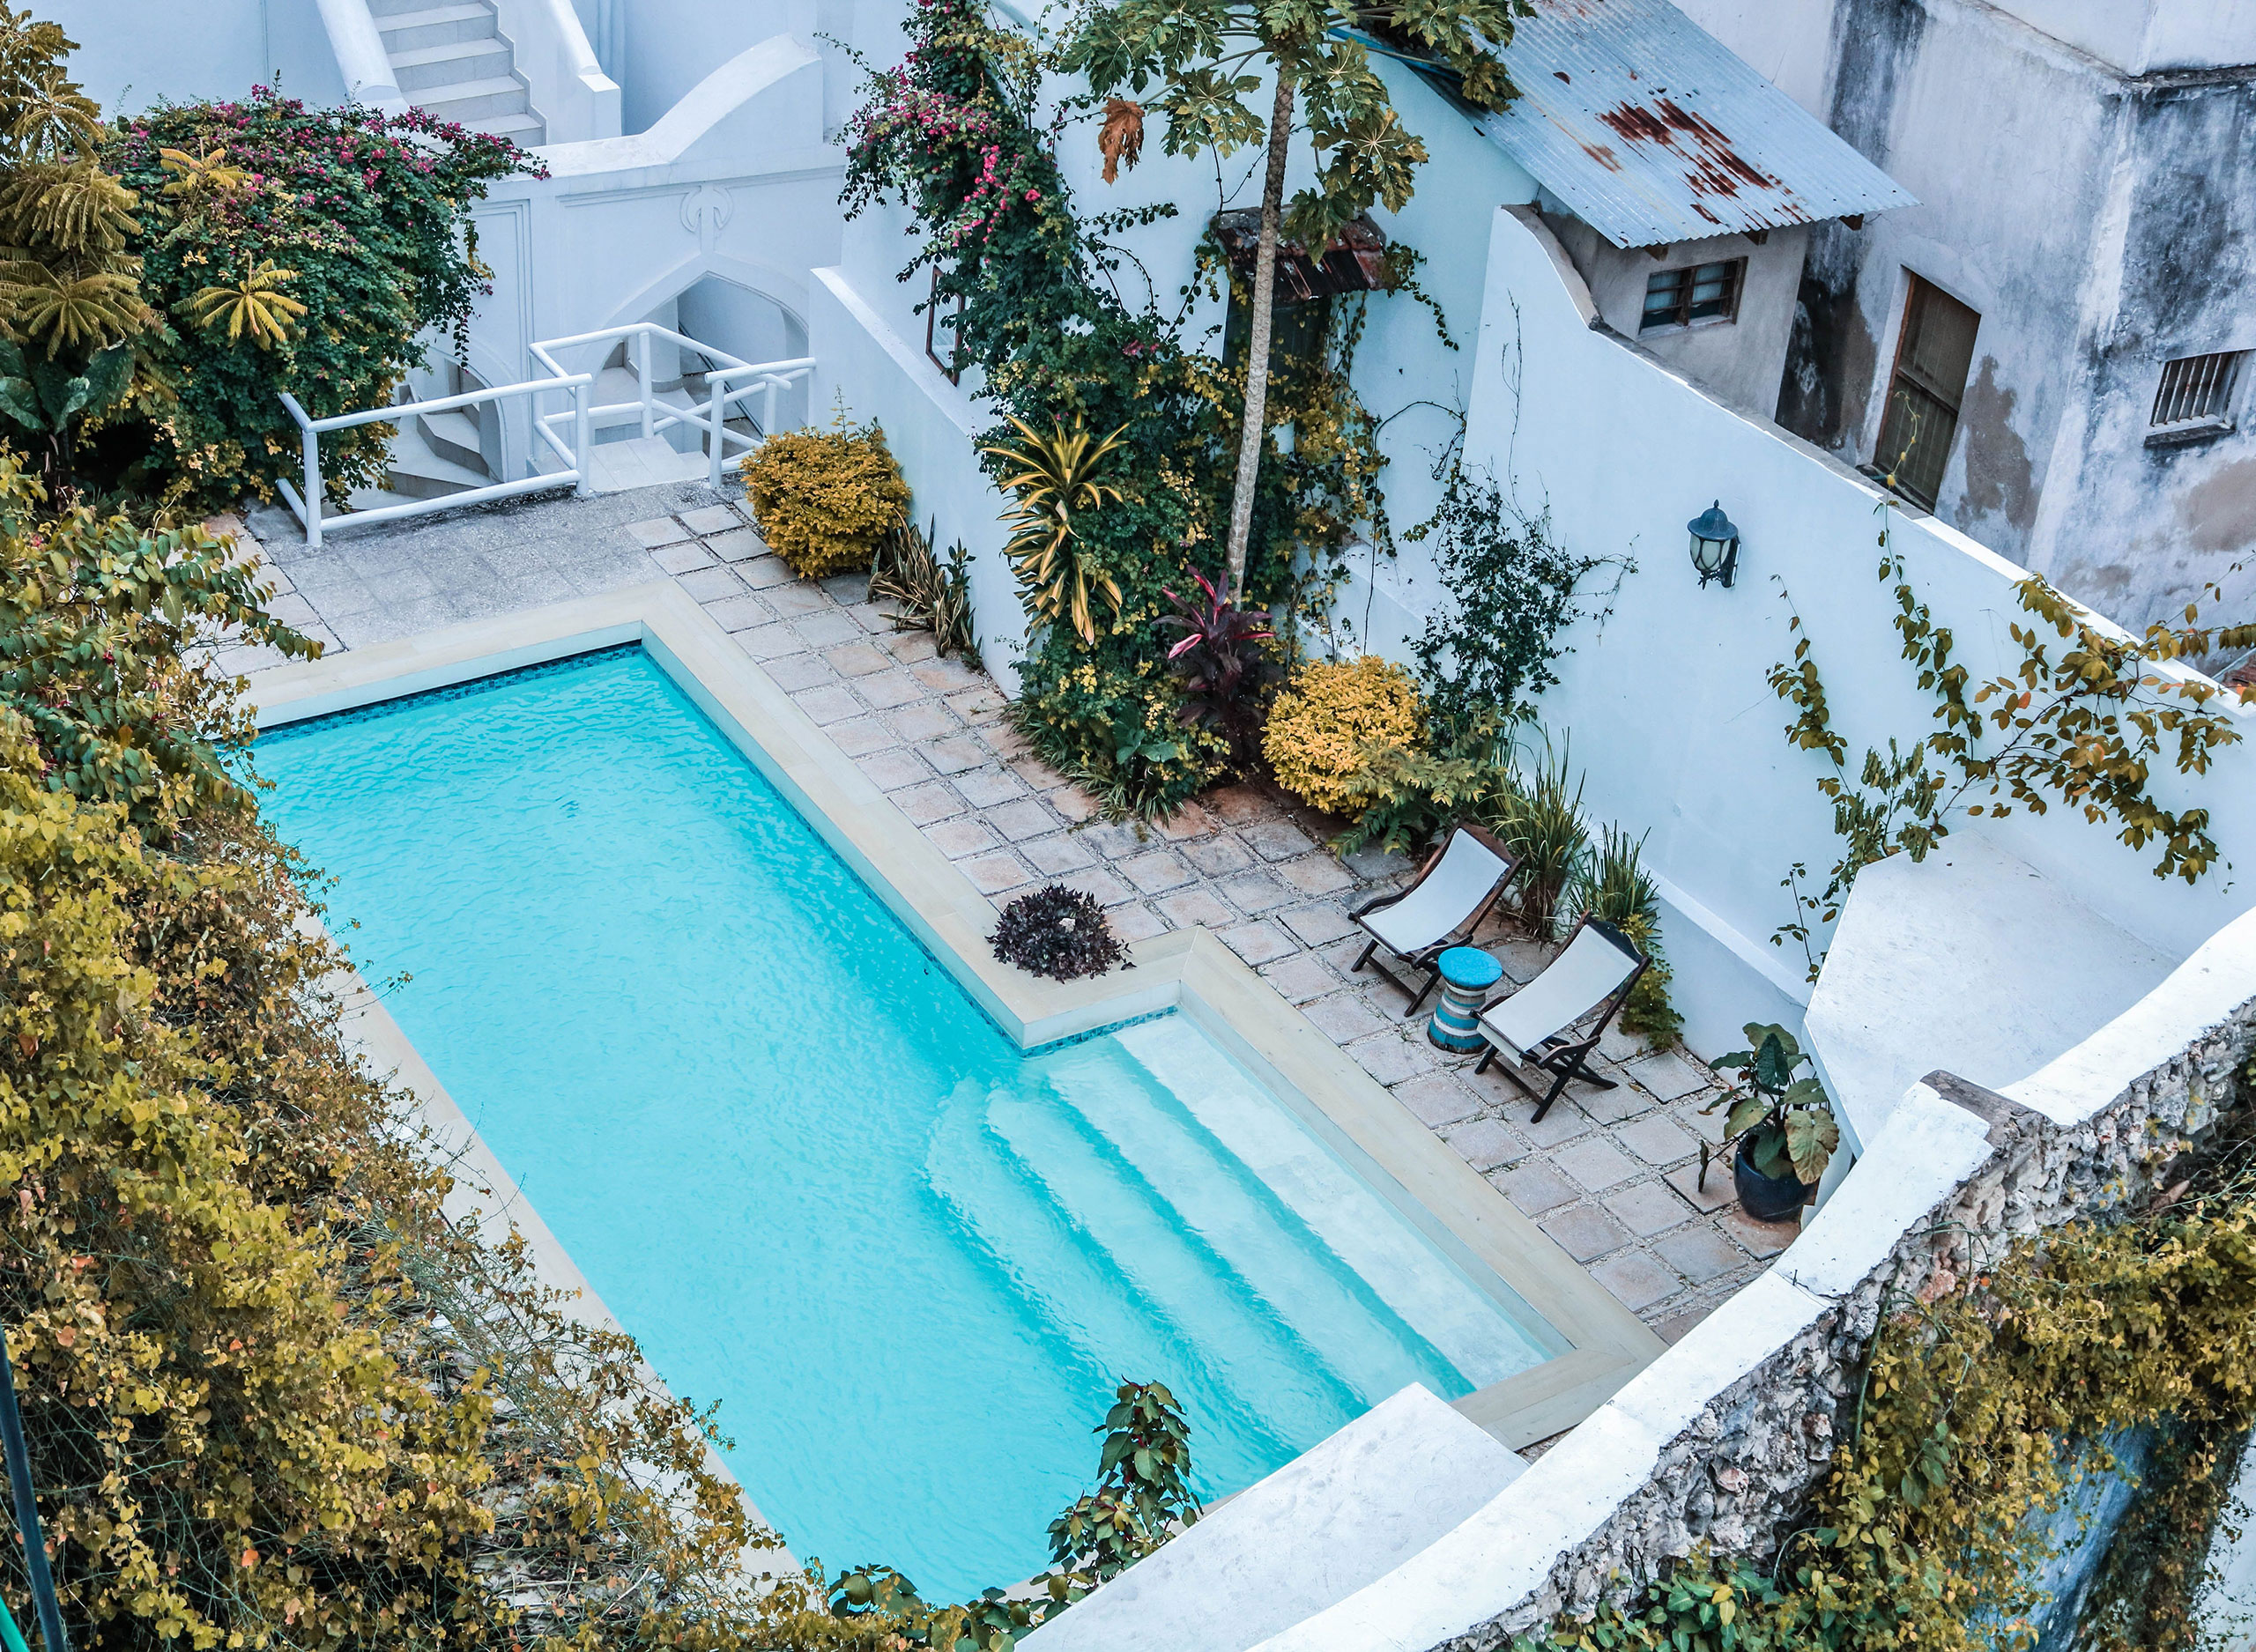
[1521,1080,2256,1652]
[839,0,1418,814]
[1769,500,2256,976]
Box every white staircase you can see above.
[370,0,546,144]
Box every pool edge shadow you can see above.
[245,583,1662,1477]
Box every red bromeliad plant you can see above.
[1159,570,1280,768]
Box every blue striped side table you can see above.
[1429,946,1504,1052]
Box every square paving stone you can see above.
[857,749,931,791]
[911,656,986,693]
[1258,952,1339,1004]
[894,781,966,825]
[1243,819,1317,861]
[1111,904,1169,943]
[1054,867,1133,907]
[793,611,864,649]
[742,555,796,589]
[1625,1049,1713,1102]
[706,527,767,562]
[855,670,924,710]
[1220,922,1295,966]
[1493,1158,1577,1216]
[947,685,1007,722]
[655,541,716,574]
[889,702,963,742]
[886,631,939,663]
[1217,872,1290,912]
[1023,834,1097,876]
[1615,1114,1699,1167]
[1202,786,1269,826]
[1154,803,1213,841]
[679,505,740,534]
[1604,1179,1697,1237]
[1121,850,1194,893]
[1665,1161,1737,1214]
[1280,905,1356,947]
[1278,855,1355,895]
[1302,991,1385,1045]
[624,516,693,548]
[1182,836,1253,876]
[961,852,1034,896]
[762,653,836,693]
[676,567,745,603]
[927,818,1001,858]
[1347,1033,1428,1086]
[1720,1209,1800,1257]
[762,582,829,617]
[1442,1117,1522,1173]
[954,768,1026,809]
[1539,1203,1632,1263]
[1389,1072,1480,1129]
[702,594,770,633]
[1654,1224,1748,1285]
[986,799,1058,842]
[825,642,892,678]
[1593,1250,1682,1314]
[1340,842,1414,879]
[1552,1137,1639,1191]
[735,624,803,662]
[1047,785,1099,823]
[1157,887,1236,930]
[827,718,895,759]
[925,737,986,775]
[794,685,862,725]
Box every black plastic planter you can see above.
[1734,1141,1814,1224]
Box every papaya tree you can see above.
[1061,0,1529,599]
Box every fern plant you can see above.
[983,414,1127,645]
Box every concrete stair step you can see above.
[390,38,512,90]
[415,75,530,121]
[376,2,494,51]
[384,421,489,500]
[417,408,486,471]
[367,0,458,16]
[466,108,546,143]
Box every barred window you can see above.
[1641,260,1742,332]
[2150,351,2245,433]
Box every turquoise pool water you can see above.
[256,647,1556,1598]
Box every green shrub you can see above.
[1263,655,1425,816]
[1012,645,1221,819]
[742,415,911,578]
[103,88,542,511]
[1562,825,1681,1048]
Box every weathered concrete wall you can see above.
[1676,0,2256,639]
[50,0,346,112]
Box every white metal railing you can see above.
[275,373,593,550]
[527,322,814,492]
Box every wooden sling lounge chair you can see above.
[1473,916,1649,1123]
[1347,823,1520,1015]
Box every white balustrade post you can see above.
[573,380,593,498]
[302,424,323,550]
[708,378,727,491]
[762,379,779,439]
[636,328,653,439]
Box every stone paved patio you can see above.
[221,481,1798,1348]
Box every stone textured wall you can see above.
[1458,993,2256,1646]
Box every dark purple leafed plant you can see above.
[1157,571,1280,768]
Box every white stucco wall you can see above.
[50,0,346,111]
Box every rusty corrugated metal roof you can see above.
[1467,0,1917,248]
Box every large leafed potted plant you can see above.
[1699,1023,1840,1222]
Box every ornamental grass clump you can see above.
[1264,655,1425,816]
[741,412,911,578]
[990,884,1126,981]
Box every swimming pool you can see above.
[257,645,1558,1598]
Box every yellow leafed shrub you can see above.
[1263,656,1425,815]
[740,416,912,579]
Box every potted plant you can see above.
[1698,1023,1840,1222]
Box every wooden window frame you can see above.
[1873,272,1981,510]
[1638,258,1744,335]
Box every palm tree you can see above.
[1062,0,1526,600]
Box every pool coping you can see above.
[247,581,1662,1464]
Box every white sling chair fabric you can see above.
[1478,924,1641,1060]
[1361,829,1514,957]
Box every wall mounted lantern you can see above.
[1687,500,1740,589]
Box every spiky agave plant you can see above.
[983,413,1128,645]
